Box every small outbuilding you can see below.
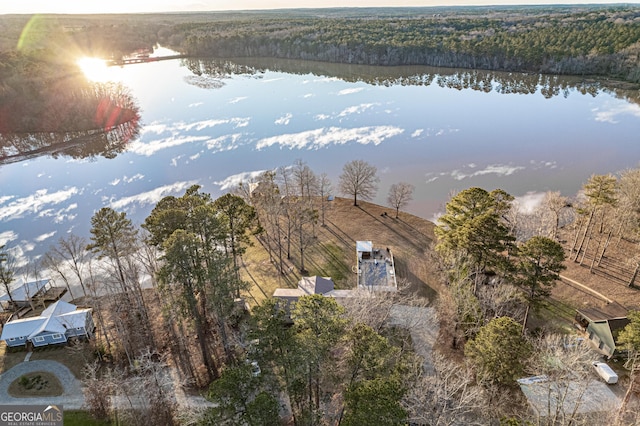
[273,276,337,314]
[273,276,336,301]
[575,302,629,358]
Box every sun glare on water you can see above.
[77,57,111,82]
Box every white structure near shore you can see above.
[356,241,397,291]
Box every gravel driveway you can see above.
[0,360,85,409]
[389,304,438,375]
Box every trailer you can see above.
[592,361,618,384]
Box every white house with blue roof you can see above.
[1,300,94,348]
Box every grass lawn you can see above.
[64,410,112,426]
[240,197,440,308]
[29,342,94,378]
[0,342,28,373]
[0,341,94,378]
[529,298,579,335]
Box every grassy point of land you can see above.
[239,196,636,336]
[240,197,440,307]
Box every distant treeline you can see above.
[173,8,640,83]
[1,6,640,85]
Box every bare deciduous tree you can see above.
[339,160,379,206]
[278,166,296,259]
[403,353,489,425]
[572,174,617,263]
[292,159,318,201]
[42,234,92,301]
[317,173,333,226]
[289,198,318,274]
[526,334,612,425]
[83,350,178,426]
[0,245,16,307]
[387,182,415,218]
[83,360,115,422]
[251,171,286,274]
[543,191,570,241]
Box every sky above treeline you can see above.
[1,0,636,14]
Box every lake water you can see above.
[1,48,640,267]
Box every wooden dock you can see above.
[107,54,186,67]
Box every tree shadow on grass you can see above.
[356,206,425,254]
[394,257,438,301]
[396,217,433,244]
[323,219,355,248]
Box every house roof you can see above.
[0,279,50,302]
[0,301,91,341]
[324,290,356,298]
[0,317,46,340]
[518,377,619,417]
[29,314,67,337]
[273,288,304,299]
[41,300,77,317]
[577,302,628,322]
[29,309,91,338]
[298,276,334,295]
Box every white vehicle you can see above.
[250,360,261,377]
[592,361,618,384]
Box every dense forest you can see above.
[1,5,640,86]
[173,8,640,82]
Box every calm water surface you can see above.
[1,50,639,265]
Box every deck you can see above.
[36,286,67,303]
[356,245,397,291]
[7,286,67,319]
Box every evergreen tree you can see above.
[512,236,566,332]
[465,316,532,387]
[435,187,515,290]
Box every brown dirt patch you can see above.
[553,230,640,311]
[8,371,63,397]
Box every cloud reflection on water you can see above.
[256,126,404,150]
[449,164,526,181]
[109,180,199,211]
[0,187,79,222]
[592,102,640,124]
[214,170,269,191]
